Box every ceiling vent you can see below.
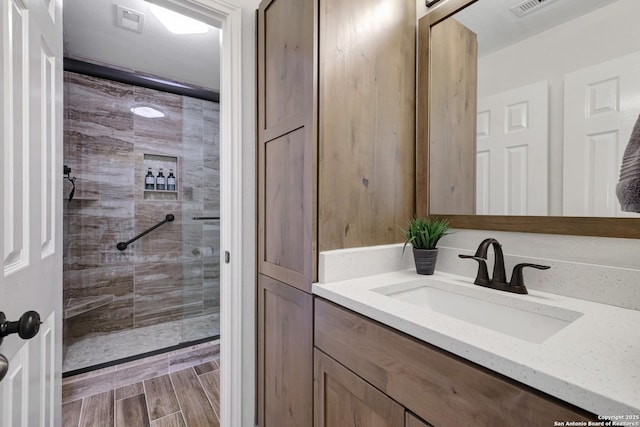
[510,0,559,17]
[115,5,145,33]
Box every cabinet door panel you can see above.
[257,275,313,427]
[262,0,313,129]
[264,129,306,274]
[314,349,404,427]
[260,126,315,289]
[258,0,317,289]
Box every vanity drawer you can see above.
[314,298,594,426]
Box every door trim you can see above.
[147,1,245,426]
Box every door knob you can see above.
[0,354,8,382]
[0,311,41,346]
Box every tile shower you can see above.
[62,71,220,373]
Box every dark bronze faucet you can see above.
[459,238,550,294]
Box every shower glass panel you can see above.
[62,70,220,373]
[180,98,221,344]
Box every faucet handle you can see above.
[509,263,550,291]
[458,255,490,286]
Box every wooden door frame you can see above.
[145,1,245,426]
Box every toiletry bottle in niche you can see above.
[156,168,166,191]
[167,168,176,191]
[145,167,155,190]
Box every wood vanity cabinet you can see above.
[314,298,595,427]
[256,0,415,424]
[315,348,433,427]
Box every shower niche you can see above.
[143,153,180,200]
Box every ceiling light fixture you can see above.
[130,106,165,118]
[148,4,209,35]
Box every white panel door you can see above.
[476,80,549,215]
[0,0,63,426]
[563,51,640,217]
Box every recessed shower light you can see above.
[148,4,209,35]
[130,106,165,118]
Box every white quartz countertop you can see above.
[312,269,640,417]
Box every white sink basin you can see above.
[373,279,583,343]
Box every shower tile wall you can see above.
[63,71,220,346]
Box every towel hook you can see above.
[64,165,76,202]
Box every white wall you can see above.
[417,0,640,308]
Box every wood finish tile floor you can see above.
[63,360,220,427]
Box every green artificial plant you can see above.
[401,217,451,251]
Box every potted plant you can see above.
[401,217,451,275]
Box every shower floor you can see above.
[63,313,220,373]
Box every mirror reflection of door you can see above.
[563,51,640,217]
[476,80,549,215]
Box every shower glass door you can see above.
[62,70,220,373]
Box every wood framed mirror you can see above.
[417,0,640,239]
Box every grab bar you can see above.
[116,214,175,251]
[192,216,220,221]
